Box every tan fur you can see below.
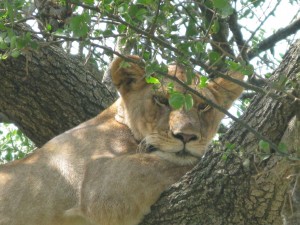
[0,56,243,225]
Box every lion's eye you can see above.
[154,95,169,107]
[198,103,211,112]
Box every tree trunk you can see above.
[140,41,300,224]
[0,46,116,146]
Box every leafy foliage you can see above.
[0,124,35,163]
[0,0,300,158]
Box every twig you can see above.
[245,1,280,56]
[228,10,248,61]
[147,0,162,34]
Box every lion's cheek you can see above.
[141,104,170,135]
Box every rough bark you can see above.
[140,41,300,224]
[0,46,116,147]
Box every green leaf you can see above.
[192,42,205,55]
[16,37,27,49]
[212,0,233,17]
[265,73,272,78]
[259,140,270,153]
[167,82,174,93]
[46,24,52,31]
[0,40,8,50]
[83,0,94,4]
[69,13,91,37]
[10,35,17,48]
[212,0,227,8]
[177,42,191,53]
[186,21,197,36]
[227,60,241,71]
[225,142,235,150]
[185,69,195,85]
[118,3,129,14]
[278,143,288,154]
[117,24,127,33]
[136,0,153,4]
[11,49,20,58]
[211,20,220,33]
[145,76,160,84]
[142,51,151,60]
[30,41,38,50]
[169,92,185,109]
[135,8,148,21]
[184,94,194,111]
[241,64,254,76]
[208,51,221,64]
[1,53,8,60]
[199,76,208,88]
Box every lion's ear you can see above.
[110,56,146,95]
[208,71,244,109]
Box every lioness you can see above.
[0,56,243,225]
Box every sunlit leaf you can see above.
[259,140,270,153]
[169,92,185,109]
[69,13,91,37]
[184,94,194,111]
[145,76,160,84]
[208,51,221,64]
[199,76,208,88]
[11,49,20,58]
[211,20,220,33]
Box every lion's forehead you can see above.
[153,82,217,104]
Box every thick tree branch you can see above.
[0,45,116,146]
[248,17,300,59]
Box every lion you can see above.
[0,55,243,225]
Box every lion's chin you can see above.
[150,150,199,166]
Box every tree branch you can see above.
[248,17,300,59]
[0,45,116,146]
[228,10,248,61]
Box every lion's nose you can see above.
[172,133,198,143]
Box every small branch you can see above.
[248,17,300,59]
[147,0,162,34]
[240,92,256,100]
[197,2,235,63]
[228,10,249,61]
[245,1,280,57]
[4,16,36,26]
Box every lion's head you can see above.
[110,56,243,165]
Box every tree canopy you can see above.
[1,0,299,155]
